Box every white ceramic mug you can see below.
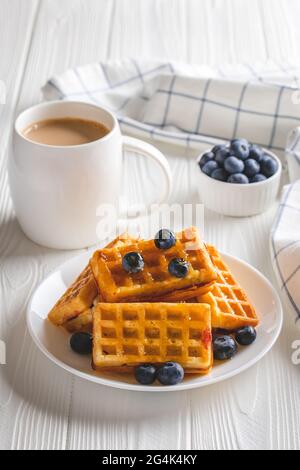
[9,101,172,249]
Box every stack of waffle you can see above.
[48,227,259,376]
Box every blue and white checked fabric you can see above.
[43,59,300,158]
[286,127,300,182]
[43,59,300,324]
[271,182,300,328]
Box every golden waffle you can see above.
[90,227,216,303]
[48,265,98,327]
[92,302,213,374]
[154,282,214,302]
[64,280,214,333]
[48,234,137,327]
[64,308,93,333]
[196,245,259,330]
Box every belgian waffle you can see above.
[196,245,259,330]
[64,281,214,333]
[48,265,98,327]
[90,227,216,303]
[92,302,213,374]
[64,308,93,333]
[48,234,137,327]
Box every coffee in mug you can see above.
[23,117,109,146]
[9,101,172,249]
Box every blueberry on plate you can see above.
[250,173,267,183]
[155,229,176,250]
[122,252,145,274]
[199,151,215,168]
[261,156,278,178]
[135,364,157,385]
[249,144,264,163]
[215,146,231,166]
[211,168,229,182]
[235,326,257,346]
[202,160,219,176]
[70,332,93,355]
[168,258,190,278]
[224,156,245,174]
[213,328,235,337]
[227,173,249,184]
[213,335,238,361]
[230,139,250,160]
[244,158,260,178]
[156,362,184,386]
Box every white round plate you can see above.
[27,251,283,392]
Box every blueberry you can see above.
[213,328,235,337]
[212,144,226,155]
[260,154,270,164]
[168,258,190,278]
[202,160,219,176]
[213,336,238,361]
[215,147,231,166]
[135,364,157,385]
[244,158,260,178]
[230,139,250,160]
[250,174,267,183]
[211,168,229,182]
[122,252,144,273]
[154,229,176,250]
[156,362,184,386]
[249,144,264,163]
[261,156,279,178]
[199,152,215,168]
[70,332,92,355]
[227,173,249,184]
[224,156,245,174]
[235,326,257,346]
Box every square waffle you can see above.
[48,234,137,327]
[64,279,214,334]
[63,282,215,333]
[64,308,93,333]
[196,245,259,330]
[90,227,216,303]
[92,302,213,374]
[48,265,98,327]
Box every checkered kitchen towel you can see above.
[286,127,300,182]
[43,59,300,325]
[271,181,300,328]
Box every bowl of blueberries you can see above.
[197,138,282,217]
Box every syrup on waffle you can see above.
[48,234,137,327]
[64,280,214,333]
[196,245,259,329]
[92,302,212,374]
[90,227,216,303]
[48,265,98,327]
[64,308,93,333]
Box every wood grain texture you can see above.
[0,0,300,450]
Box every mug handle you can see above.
[121,136,172,218]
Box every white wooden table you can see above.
[1,0,300,451]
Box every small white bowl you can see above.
[196,149,282,217]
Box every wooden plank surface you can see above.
[0,0,300,450]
